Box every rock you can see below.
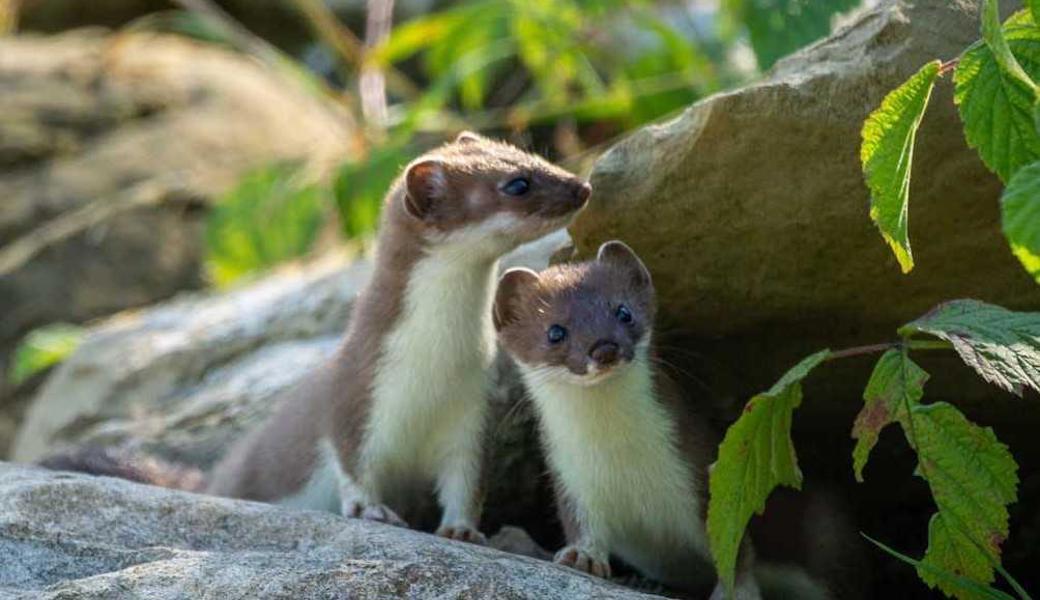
[11,233,569,542]
[0,29,354,441]
[0,462,662,599]
[569,0,1040,407]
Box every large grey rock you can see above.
[0,29,354,446]
[0,463,662,599]
[569,0,1040,406]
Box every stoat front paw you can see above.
[435,523,487,545]
[343,500,408,528]
[554,545,611,578]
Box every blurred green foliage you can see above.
[132,0,864,287]
[204,163,328,288]
[8,324,85,386]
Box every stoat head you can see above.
[398,131,591,253]
[493,241,655,386]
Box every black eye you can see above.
[547,324,567,344]
[502,177,530,196]
[616,305,633,323]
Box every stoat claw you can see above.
[554,545,611,578]
[435,523,488,545]
[343,500,408,528]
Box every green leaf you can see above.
[8,323,86,386]
[904,402,1019,599]
[727,0,859,70]
[861,61,941,273]
[1001,160,1040,284]
[1033,0,1040,29]
[707,349,830,591]
[900,300,1040,396]
[333,145,414,238]
[851,349,928,482]
[982,0,1039,93]
[205,163,326,287]
[955,10,1040,182]
[862,534,1017,600]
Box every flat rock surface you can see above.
[0,463,662,599]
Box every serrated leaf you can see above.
[1001,160,1040,284]
[983,0,1039,93]
[707,349,830,591]
[852,350,928,482]
[902,402,1019,599]
[863,534,1017,600]
[955,10,1040,182]
[861,61,941,273]
[8,323,86,386]
[900,300,1040,396]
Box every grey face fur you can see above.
[493,241,655,381]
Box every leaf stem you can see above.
[826,340,952,361]
[939,58,960,77]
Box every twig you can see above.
[939,58,960,77]
[361,0,394,129]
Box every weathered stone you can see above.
[570,0,1040,406]
[0,463,662,599]
[0,29,355,445]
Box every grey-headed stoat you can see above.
[493,241,843,598]
[206,132,591,544]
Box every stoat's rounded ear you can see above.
[596,240,651,289]
[454,130,482,145]
[493,268,540,331]
[404,159,446,220]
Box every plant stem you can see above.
[825,339,953,361]
[939,58,960,76]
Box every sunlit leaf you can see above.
[955,10,1040,182]
[982,0,1038,93]
[8,323,86,386]
[1001,160,1040,284]
[851,349,928,482]
[861,61,941,273]
[900,300,1040,396]
[707,349,830,591]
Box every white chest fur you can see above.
[523,361,708,565]
[361,247,498,491]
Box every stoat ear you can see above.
[454,130,482,145]
[404,159,447,220]
[596,240,651,289]
[493,268,540,331]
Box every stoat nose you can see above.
[589,340,620,366]
[574,182,592,203]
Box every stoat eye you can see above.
[547,324,567,344]
[502,177,530,196]
[616,304,633,324]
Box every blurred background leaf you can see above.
[8,324,86,386]
[204,163,328,287]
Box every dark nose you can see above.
[574,182,592,203]
[589,340,620,366]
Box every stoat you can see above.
[493,241,837,598]
[206,131,591,544]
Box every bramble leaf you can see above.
[852,349,928,482]
[955,10,1040,182]
[863,534,1017,600]
[900,300,1040,396]
[982,0,1038,93]
[905,403,1019,599]
[861,61,941,273]
[707,349,830,591]
[1001,160,1040,284]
